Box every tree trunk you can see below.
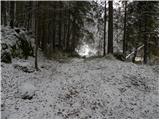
[35,1,38,70]
[108,1,113,54]
[66,3,71,52]
[10,1,15,28]
[58,2,62,49]
[52,17,56,52]
[1,1,7,26]
[52,2,56,52]
[32,1,35,35]
[48,4,54,57]
[63,7,67,51]
[143,18,148,64]
[71,17,76,53]
[123,1,127,55]
[103,0,107,56]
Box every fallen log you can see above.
[126,44,144,60]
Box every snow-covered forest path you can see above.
[1,57,159,119]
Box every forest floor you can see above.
[1,55,159,119]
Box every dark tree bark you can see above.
[143,17,148,64]
[35,1,39,70]
[123,1,127,55]
[1,1,7,26]
[108,1,113,54]
[31,2,35,33]
[25,1,32,30]
[10,1,15,28]
[66,3,71,52]
[41,19,45,51]
[48,3,54,56]
[63,7,67,51]
[71,17,76,53]
[58,2,62,49]
[52,2,56,52]
[103,0,107,56]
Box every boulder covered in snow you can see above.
[18,82,36,100]
[1,26,34,59]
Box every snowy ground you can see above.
[1,56,159,119]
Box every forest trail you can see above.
[1,1,158,119]
[1,57,159,119]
